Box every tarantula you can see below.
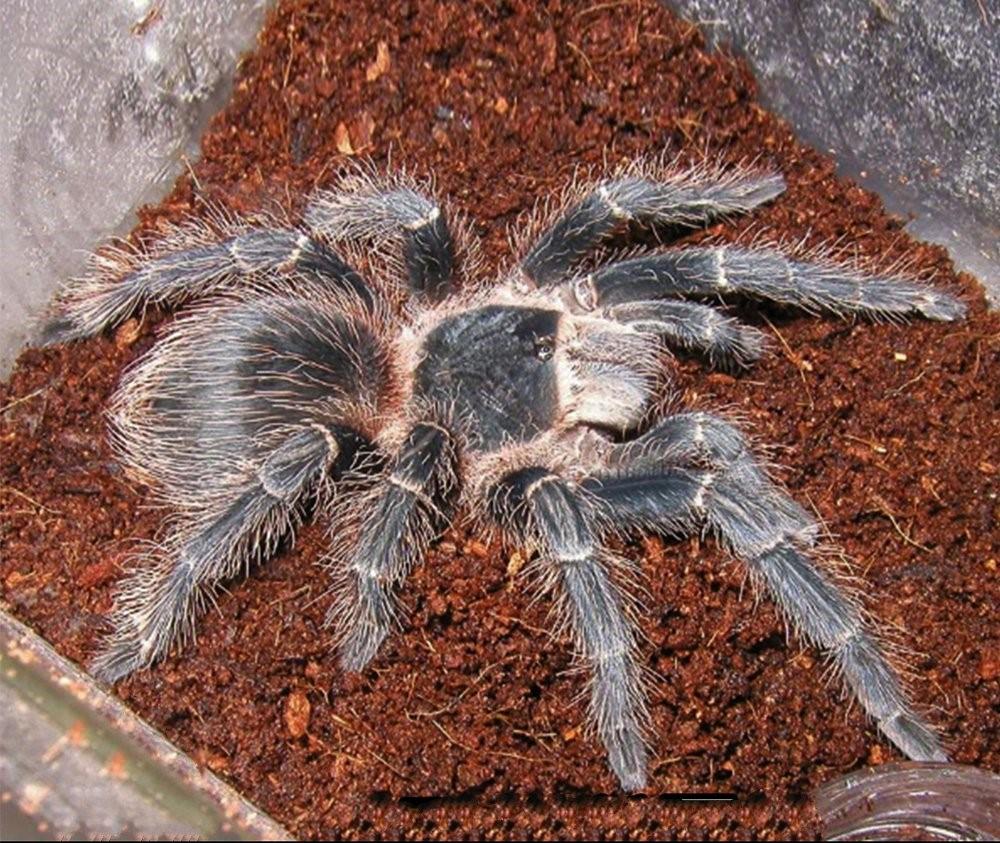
[39,159,963,791]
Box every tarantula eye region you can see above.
[533,335,555,360]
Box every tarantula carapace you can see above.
[40,160,963,791]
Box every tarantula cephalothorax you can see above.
[40,159,964,791]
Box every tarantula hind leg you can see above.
[585,412,947,762]
[489,467,649,792]
[304,171,457,301]
[574,245,965,321]
[91,425,340,684]
[38,224,375,346]
[329,422,459,672]
[522,165,786,286]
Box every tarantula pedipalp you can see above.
[39,160,964,791]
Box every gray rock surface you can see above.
[0,0,269,376]
[667,0,998,305]
[0,612,290,840]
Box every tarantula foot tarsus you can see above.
[46,159,963,791]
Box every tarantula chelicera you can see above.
[40,159,963,791]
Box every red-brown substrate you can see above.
[2,1,997,838]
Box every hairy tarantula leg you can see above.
[331,422,459,671]
[587,412,947,763]
[92,426,341,683]
[522,169,785,286]
[305,181,455,300]
[38,228,375,345]
[490,468,648,792]
[604,299,767,370]
[583,468,708,536]
[575,246,965,321]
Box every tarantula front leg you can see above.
[329,422,459,670]
[601,299,768,369]
[522,165,786,285]
[489,467,648,791]
[93,423,350,682]
[584,412,947,762]
[570,246,966,321]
